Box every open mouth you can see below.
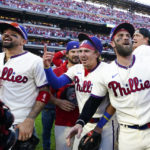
[81,59,87,63]
[3,38,12,42]
[123,42,130,45]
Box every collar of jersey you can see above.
[84,61,101,76]
[115,55,135,69]
[8,51,28,59]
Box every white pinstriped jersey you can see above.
[65,62,109,118]
[92,46,150,126]
[0,51,48,124]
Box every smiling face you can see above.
[66,48,80,65]
[1,28,26,49]
[111,30,133,57]
[133,29,149,50]
[79,47,99,70]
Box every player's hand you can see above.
[57,99,75,111]
[78,129,101,150]
[43,44,54,68]
[15,118,34,141]
[81,126,102,145]
[61,50,66,55]
[66,124,83,147]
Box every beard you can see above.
[115,41,133,57]
[68,56,80,64]
[2,41,17,49]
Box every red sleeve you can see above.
[52,50,66,67]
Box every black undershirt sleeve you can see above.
[76,95,105,126]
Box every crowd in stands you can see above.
[25,25,110,43]
[26,26,78,39]
[27,38,64,47]
[1,0,150,29]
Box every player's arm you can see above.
[44,68,71,89]
[95,104,116,133]
[16,85,50,141]
[52,50,66,67]
[77,103,115,134]
[67,100,116,147]
[76,95,105,127]
[27,85,50,120]
[76,104,116,149]
[43,45,71,89]
[66,95,105,146]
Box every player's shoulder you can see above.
[100,60,116,73]
[69,64,83,70]
[96,61,110,72]
[133,45,150,56]
[99,61,109,68]
[25,51,42,61]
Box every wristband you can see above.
[76,119,85,127]
[97,112,112,128]
[36,91,50,104]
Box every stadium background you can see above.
[0,0,150,149]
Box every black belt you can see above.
[120,123,150,130]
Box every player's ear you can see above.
[21,39,27,45]
[110,41,115,49]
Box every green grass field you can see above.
[35,113,55,150]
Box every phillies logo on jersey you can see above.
[0,67,28,83]
[74,76,92,93]
[108,77,150,97]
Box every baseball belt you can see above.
[120,123,150,130]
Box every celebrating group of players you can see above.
[0,20,150,150]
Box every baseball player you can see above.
[49,41,80,150]
[133,28,150,50]
[43,34,118,150]
[0,22,50,150]
[70,22,150,150]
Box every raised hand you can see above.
[43,44,54,68]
